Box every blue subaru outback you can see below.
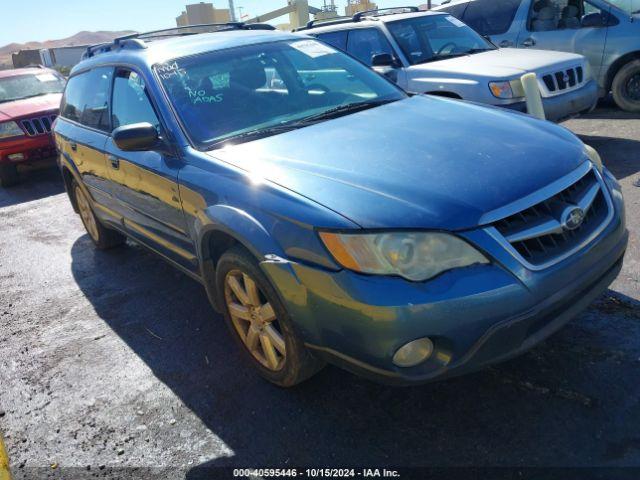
[53,24,627,386]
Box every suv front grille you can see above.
[21,115,57,137]
[542,66,584,95]
[491,168,611,267]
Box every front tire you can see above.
[216,246,324,387]
[73,180,126,250]
[0,164,19,188]
[612,60,640,113]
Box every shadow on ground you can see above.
[69,231,640,470]
[0,166,64,208]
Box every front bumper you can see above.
[504,79,599,122]
[0,134,57,165]
[260,171,627,385]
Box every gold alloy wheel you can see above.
[75,186,99,242]
[224,270,286,371]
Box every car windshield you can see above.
[386,14,496,66]
[0,72,66,104]
[605,0,640,13]
[156,39,406,149]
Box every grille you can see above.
[542,66,584,95]
[492,169,610,266]
[20,114,57,137]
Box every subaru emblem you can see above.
[561,206,585,231]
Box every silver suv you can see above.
[300,7,598,121]
[436,0,640,112]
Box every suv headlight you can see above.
[584,144,603,172]
[0,121,24,140]
[319,231,489,282]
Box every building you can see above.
[345,0,378,16]
[176,2,231,27]
[314,0,339,21]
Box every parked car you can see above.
[55,24,627,387]
[299,7,599,122]
[435,0,640,112]
[0,67,65,186]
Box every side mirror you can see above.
[112,123,159,151]
[581,12,604,28]
[371,53,399,68]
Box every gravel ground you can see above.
[0,102,639,479]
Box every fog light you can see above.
[393,338,434,368]
[8,153,24,162]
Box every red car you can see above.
[0,67,66,187]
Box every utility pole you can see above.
[229,0,237,21]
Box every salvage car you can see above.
[436,0,640,112]
[0,67,65,187]
[54,24,627,386]
[299,7,599,122]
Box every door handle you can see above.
[108,155,120,169]
[522,38,536,47]
[70,142,77,152]
[499,40,513,48]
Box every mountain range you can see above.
[0,30,136,68]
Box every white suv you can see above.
[299,7,599,121]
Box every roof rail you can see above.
[296,16,354,31]
[83,22,276,59]
[353,6,420,22]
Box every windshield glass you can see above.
[387,14,495,65]
[605,0,640,13]
[0,72,66,104]
[156,39,405,149]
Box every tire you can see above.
[612,60,640,113]
[0,164,19,188]
[72,180,126,250]
[216,246,324,387]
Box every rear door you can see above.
[103,67,196,272]
[56,67,117,221]
[518,0,609,77]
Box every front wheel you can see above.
[216,247,324,387]
[0,164,19,188]
[73,181,126,250]
[612,60,640,113]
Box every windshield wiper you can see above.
[294,99,397,125]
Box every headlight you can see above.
[319,231,489,282]
[0,121,24,140]
[584,144,603,172]
[489,81,515,99]
[0,122,24,138]
[583,62,593,81]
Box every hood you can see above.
[0,93,62,120]
[209,95,586,230]
[408,48,585,79]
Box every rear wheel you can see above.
[0,164,19,188]
[612,60,640,113]
[216,247,324,387]
[73,180,126,250]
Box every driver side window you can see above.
[529,0,603,31]
[111,69,160,130]
[346,28,395,66]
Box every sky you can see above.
[2,0,416,46]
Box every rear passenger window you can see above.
[346,28,395,66]
[61,67,113,132]
[111,69,160,130]
[316,31,349,51]
[439,3,469,18]
[463,0,522,36]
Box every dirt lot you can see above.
[0,102,639,479]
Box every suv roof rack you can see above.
[297,6,421,31]
[84,22,276,59]
[353,6,420,22]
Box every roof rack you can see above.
[353,6,420,22]
[297,6,421,31]
[83,22,276,59]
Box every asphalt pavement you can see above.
[0,102,639,479]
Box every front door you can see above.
[104,68,197,272]
[518,0,609,80]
